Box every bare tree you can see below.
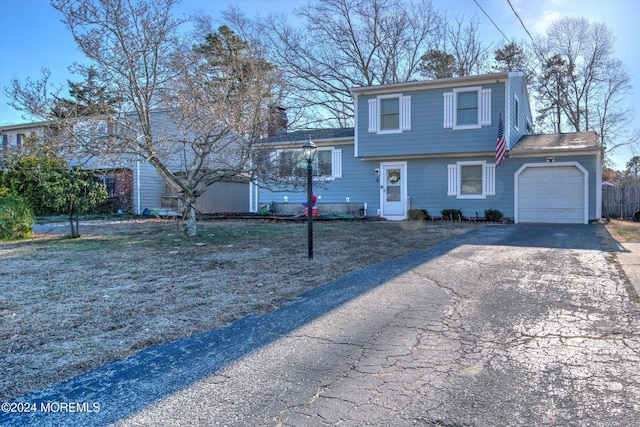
[446,15,490,77]
[261,0,444,128]
[7,0,282,236]
[533,17,638,153]
[418,14,490,80]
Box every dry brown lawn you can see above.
[605,218,640,243]
[0,218,483,400]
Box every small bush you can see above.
[485,209,504,222]
[0,195,34,241]
[441,208,464,221]
[408,209,430,221]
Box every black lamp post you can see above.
[302,136,316,260]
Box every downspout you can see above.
[136,160,141,214]
[596,148,603,221]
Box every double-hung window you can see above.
[368,94,411,134]
[443,86,491,129]
[456,90,479,127]
[380,97,400,131]
[460,163,483,196]
[276,147,342,180]
[447,161,496,199]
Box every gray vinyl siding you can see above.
[196,180,250,213]
[132,161,165,214]
[357,82,506,158]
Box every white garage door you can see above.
[518,166,586,223]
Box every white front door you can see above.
[380,162,407,220]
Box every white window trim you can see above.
[372,94,411,134]
[275,146,342,180]
[445,87,491,130]
[453,87,482,130]
[447,161,496,199]
[378,94,402,134]
[514,95,520,132]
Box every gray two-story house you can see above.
[255,72,602,224]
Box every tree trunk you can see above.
[68,203,80,238]
[181,194,198,237]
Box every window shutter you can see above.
[443,92,453,128]
[485,163,496,196]
[401,95,411,131]
[480,88,492,126]
[447,164,458,196]
[332,149,342,178]
[368,98,378,133]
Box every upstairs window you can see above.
[380,97,400,131]
[456,91,478,127]
[16,134,25,152]
[368,94,411,134]
[443,87,491,129]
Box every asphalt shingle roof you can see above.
[260,128,354,144]
[510,131,601,153]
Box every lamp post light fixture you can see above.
[302,135,317,260]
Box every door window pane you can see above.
[386,168,401,201]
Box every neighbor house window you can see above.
[447,161,496,199]
[17,134,25,152]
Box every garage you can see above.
[516,164,587,224]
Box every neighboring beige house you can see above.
[1,120,250,215]
[1,121,49,155]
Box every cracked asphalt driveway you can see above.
[6,224,640,426]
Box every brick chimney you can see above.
[267,105,288,137]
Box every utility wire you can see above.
[473,0,510,41]
[506,0,543,59]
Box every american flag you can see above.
[496,115,506,166]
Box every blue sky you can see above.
[0,0,638,168]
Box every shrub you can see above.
[441,208,464,220]
[0,195,33,241]
[485,209,504,222]
[408,209,430,221]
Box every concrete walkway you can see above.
[2,224,639,426]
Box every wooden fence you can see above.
[602,183,640,219]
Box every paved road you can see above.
[3,224,639,426]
